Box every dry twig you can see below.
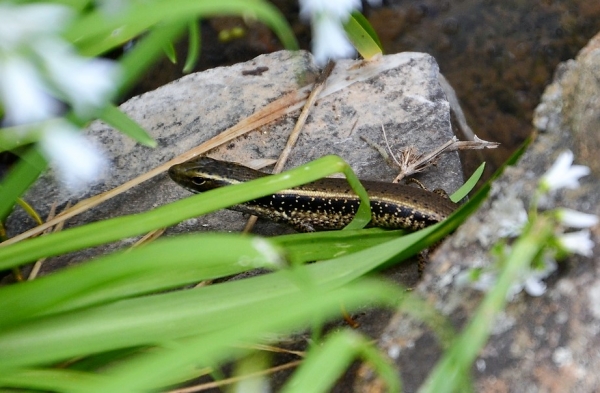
[363,125,499,183]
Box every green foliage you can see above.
[0,2,523,391]
[0,155,371,270]
[0,148,47,222]
[97,105,157,148]
[0,153,482,391]
[0,0,299,218]
[344,11,383,60]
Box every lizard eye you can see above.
[191,177,206,186]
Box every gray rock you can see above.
[356,33,600,392]
[7,50,462,282]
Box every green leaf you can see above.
[282,330,400,393]
[343,11,383,61]
[450,162,485,203]
[97,105,156,148]
[84,279,401,392]
[0,204,464,373]
[0,275,401,374]
[0,368,105,393]
[66,0,298,57]
[183,19,201,73]
[0,148,47,222]
[273,228,405,265]
[117,21,188,95]
[0,234,285,328]
[162,40,177,64]
[0,155,370,269]
[0,125,42,153]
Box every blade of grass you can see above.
[0,155,370,269]
[72,279,403,393]
[0,273,400,371]
[66,0,298,56]
[419,218,554,393]
[450,162,485,202]
[0,202,467,371]
[344,11,383,61]
[0,233,284,327]
[281,330,400,393]
[272,228,405,265]
[0,368,105,393]
[0,147,47,222]
[97,104,156,147]
[162,40,177,64]
[117,21,188,95]
[183,19,200,73]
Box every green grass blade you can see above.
[0,215,463,373]
[450,162,485,203]
[0,148,47,222]
[0,155,370,269]
[162,40,177,64]
[66,0,298,56]
[282,330,400,393]
[272,228,404,265]
[0,234,284,328]
[117,21,188,95]
[183,19,200,73]
[72,280,403,393]
[0,208,460,386]
[0,368,104,393]
[344,11,383,61]
[0,125,42,152]
[0,273,400,369]
[97,104,156,147]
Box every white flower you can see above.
[459,256,558,299]
[0,3,118,190]
[523,278,547,297]
[558,230,595,257]
[0,3,72,51]
[311,13,356,65]
[556,208,599,229]
[299,0,362,65]
[491,197,529,238]
[34,39,119,116]
[299,0,361,19]
[507,258,557,299]
[0,3,119,125]
[0,57,60,126]
[540,150,590,192]
[40,121,107,192]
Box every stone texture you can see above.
[5,50,466,391]
[7,50,462,281]
[356,32,600,392]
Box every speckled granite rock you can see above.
[7,49,462,278]
[6,50,466,391]
[356,32,600,392]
